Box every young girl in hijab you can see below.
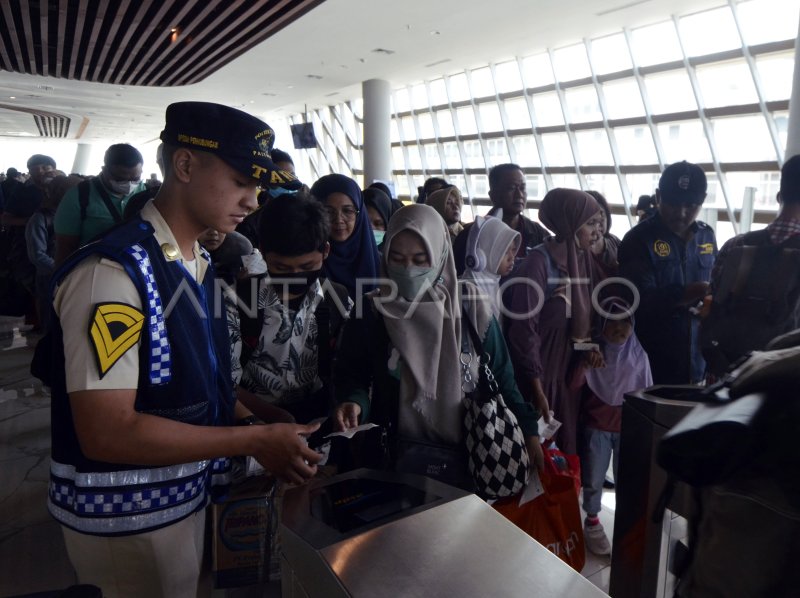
[460,212,520,321]
[570,296,652,555]
[310,174,380,297]
[363,187,394,246]
[333,204,543,484]
[505,188,604,455]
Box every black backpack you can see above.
[700,229,800,376]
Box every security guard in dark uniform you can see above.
[45,102,321,598]
[618,161,717,384]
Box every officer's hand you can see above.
[252,422,321,485]
[333,402,361,431]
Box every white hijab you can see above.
[461,212,520,320]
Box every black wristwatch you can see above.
[236,415,259,426]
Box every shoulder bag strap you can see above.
[92,178,123,224]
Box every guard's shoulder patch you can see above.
[88,302,145,378]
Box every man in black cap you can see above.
[618,160,717,384]
[44,101,315,597]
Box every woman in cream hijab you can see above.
[333,204,543,482]
[426,185,464,243]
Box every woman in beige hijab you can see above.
[332,204,543,485]
[426,185,464,243]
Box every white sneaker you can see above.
[584,521,612,556]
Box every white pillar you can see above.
[786,15,800,159]
[362,79,392,189]
[71,143,93,175]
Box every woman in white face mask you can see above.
[332,204,544,486]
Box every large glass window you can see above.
[435,110,456,138]
[417,112,435,139]
[644,70,697,114]
[485,138,511,166]
[575,130,614,166]
[521,54,554,88]
[394,88,411,113]
[629,21,683,67]
[737,0,800,45]
[442,142,461,169]
[726,171,781,210]
[589,33,632,75]
[755,52,795,102]
[510,136,540,167]
[540,133,575,167]
[470,67,496,98]
[602,79,646,119]
[390,118,401,144]
[679,7,741,57]
[531,92,564,127]
[429,79,449,106]
[657,121,713,164]
[411,84,429,110]
[614,126,658,165]
[494,61,523,93]
[695,60,759,108]
[564,86,602,123]
[463,140,484,169]
[549,173,581,190]
[625,173,661,204]
[406,146,422,170]
[710,115,776,162]
[422,143,441,171]
[773,111,789,153]
[400,116,416,141]
[455,106,478,135]
[448,73,471,102]
[584,174,625,205]
[392,147,406,172]
[504,98,532,130]
[552,44,591,81]
[478,103,504,132]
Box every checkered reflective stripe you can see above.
[47,460,211,534]
[50,472,206,515]
[210,457,232,487]
[464,391,531,499]
[126,244,171,385]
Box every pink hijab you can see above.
[538,188,602,342]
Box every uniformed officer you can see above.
[45,101,319,598]
[618,161,717,384]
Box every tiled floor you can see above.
[0,316,614,597]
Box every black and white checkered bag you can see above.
[461,317,530,499]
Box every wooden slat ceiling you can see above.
[0,0,325,87]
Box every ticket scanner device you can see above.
[280,468,609,597]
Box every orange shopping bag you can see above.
[492,462,586,571]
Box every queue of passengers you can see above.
[5,99,800,598]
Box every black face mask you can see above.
[269,269,322,297]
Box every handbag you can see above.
[461,314,530,499]
[492,454,587,572]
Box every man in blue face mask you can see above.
[54,143,145,266]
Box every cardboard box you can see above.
[212,475,278,588]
